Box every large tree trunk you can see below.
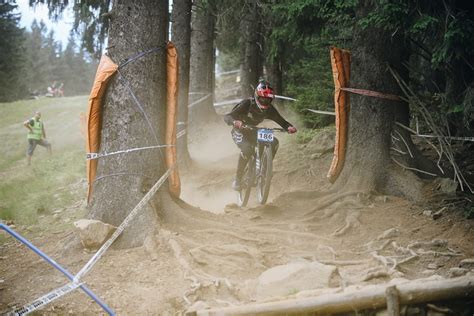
[189,0,218,128]
[171,0,192,166]
[88,0,169,248]
[239,0,263,98]
[335,1,423,201]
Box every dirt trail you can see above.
[1,121,473,315]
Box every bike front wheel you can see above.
[257,146,273,204]
[237,156,255,207]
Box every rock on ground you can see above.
[256,260,339,300]
[73,219,116,250]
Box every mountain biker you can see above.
[224,80,297,191]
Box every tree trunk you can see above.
[189,0,218,128]
[335,0,423,201]
[266,41,284,95]
[240,0,263,98]
[88,0,169,248]
[171,0,192,166]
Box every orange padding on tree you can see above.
[86,55,118,203]
[327,47,351,183]
[166,42,181,197]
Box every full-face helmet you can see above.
[254,80,274,110]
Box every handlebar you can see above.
[241,125,286,132]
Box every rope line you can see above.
[176,129,186,139]
[118,45,166,69]
[117,69,165,163]
[188,93,211,108]
[275,95,297,101]
[86,145,173,160]
[340,87,402,101]
[305,108,336,116]
[74,168,173,283]
[93,173,152,183]
[11,282,82,316]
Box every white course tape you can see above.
[176,129,186,139]
[11,282,82,316]
[306,108,336,116]
[213,99,242,107]
[188,94,211,108]
[216,69,239,76]
[74,168,173,283]
[275,95,297,101]
[86,145,173,160]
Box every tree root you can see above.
[391,241,417,256]
[365,238,464,276]
[319,259,369,266]
[192,228,261,243]
[408,239,462,256]
[415,250,462,257]
[304,191,365,216]
[408,239,448,249]
[318,245,337,260]
[341,239,391,255]
[332,211,361,236]
[363,271,391,281]
[371,251,396,271]
[244,226,332,242]
[376,228,401,240]
[426,303,454,314]
[392,255,418,271]
[165,234,233,305]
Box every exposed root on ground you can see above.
[332,210,361,236]
[192,229,261,243]
[303,191,365,217]
[164,232,235,305]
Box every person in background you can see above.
[57,82,64,97]
[24,111,52,166]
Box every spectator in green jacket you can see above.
[24,111,52,166]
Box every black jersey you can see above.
[224,98,292,130]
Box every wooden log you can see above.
[192,276,474,316]
[386,285,400,316]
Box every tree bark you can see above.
[335,0,423,201]
[88,0,169,248]
[189,0,218,128]
[239,0,263,98]
[172,0,192,165]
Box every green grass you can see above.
[0,96,88,225]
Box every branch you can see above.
[392,157,437,177]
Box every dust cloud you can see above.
[180,121,240,213]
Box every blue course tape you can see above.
[0,223,115,316]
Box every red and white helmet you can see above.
[254,80,274,110]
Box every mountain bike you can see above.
[237,126,286,207]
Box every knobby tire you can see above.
[238,156,254,207]
[257,146,273,204]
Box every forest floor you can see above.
[0,96,473,315]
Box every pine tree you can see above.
[0,3,26,101]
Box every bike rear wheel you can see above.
[237,156,255,207]
[257,146,273,204]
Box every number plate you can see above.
[257,129,274,142]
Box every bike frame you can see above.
[237,126,286,206]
